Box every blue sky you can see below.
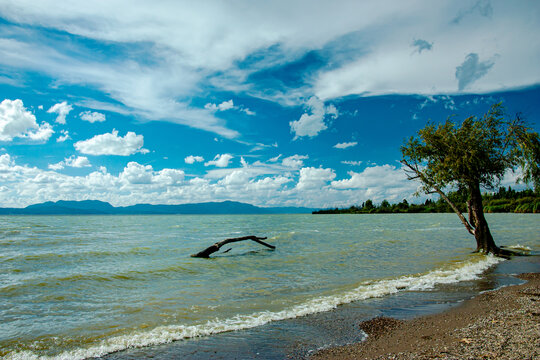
[0,0,539,208]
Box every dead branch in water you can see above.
[191,236,274,258]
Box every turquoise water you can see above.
[1,213,538,359]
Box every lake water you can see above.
[1,213,538,359]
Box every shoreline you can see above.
[311,272,539,360]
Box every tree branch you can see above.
[191,236,274,258]
[401,160,476,236]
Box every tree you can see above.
[401,103,540,256]
[364,199,374,211]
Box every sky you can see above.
[0,0,539,208]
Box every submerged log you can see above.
[191,235,274,258]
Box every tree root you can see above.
[475,246,531,259]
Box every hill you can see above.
[0,200,313,215]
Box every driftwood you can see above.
[191,236,274,258]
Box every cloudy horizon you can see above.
[0,0,539,208]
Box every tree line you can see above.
[313,186,539,214]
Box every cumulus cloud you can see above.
[48,155,91,170]
[205,99,255,116]
[47,163,64,171]
[0,99,54,141]
[47,101,73,124]
[184,155,205,164]
[334,141,358,149]
[205,100,234,112]
[240,156,248,168]
[218,169,252,187]
[455,53,495,91]
[296,167,336,190]
[120,162,154,184]
[80,110,106,123]
[289,97,338,139]
[282,154,308,168]
[74,130,149,156]
[330,165,421,204]
[65,155,91,168]
[56,129,70,142]
[205,153,233,167]
[118,162,185,186]
[0,152,448,208]
[0,155,189,207]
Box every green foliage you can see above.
[401,103,540,192]
[483,187,540,213]
[312,187,539,214]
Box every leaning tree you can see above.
[401,103,540,256]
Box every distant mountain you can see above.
[0,200,313,215]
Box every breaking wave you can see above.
[4,255,503,360]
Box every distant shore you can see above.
[312,272,539,360]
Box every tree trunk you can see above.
[468,183,500,254]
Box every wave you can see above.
[1,247,153,263]
[4,255,503,360]
[502,244,532,251]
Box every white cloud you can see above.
[47,101,73,124]
[0,152,468,209]
[120,162,154,184]
[240,156,248,168]
[313,2,540,100]
[57,130,70,142]
[342,160,362,166]
[205,153,233,167]
[154,168,185,186]
[0,37,238,138]
[330,164,421,203]
[65,155,91,168]
[74,130,149,156]
[118,162,185,186]
[48,155,91,170]
[296,167,336,190]
[241,107,256,116]
[184,155,205,164]
[282,154,308,168]
[80,110,106,123]
[289,97,338,139]
[205,100,234,112]
[204,99,255,116]
[269,154,282,162]
[0,99,54,141]
[334,141,357,149]
[47,162,64,171]
[0,1,538,138]
[218,169,252,187]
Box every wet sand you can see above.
[311,272,539,360]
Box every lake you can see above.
[1,213,538,359]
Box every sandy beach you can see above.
[312,272,540,360]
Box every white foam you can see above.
[4,255,503,360]
[503,244,532,251]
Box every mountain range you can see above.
[0,200,314,215]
